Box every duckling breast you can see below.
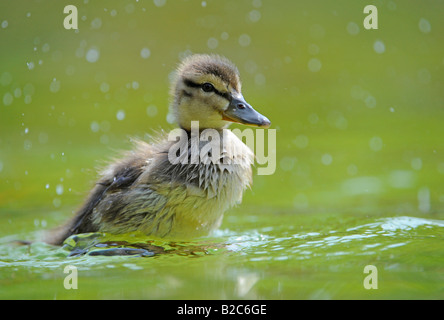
[137,129,254,238]
[65,130,255,241]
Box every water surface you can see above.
[1,0,444,299]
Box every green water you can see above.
[1,214,443,299]
[1,0,444,299]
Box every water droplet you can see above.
[24,139,32,151]
[140,47,151,59]
[166,112,175,124]
[342,176,383,195]
[146,105,158,117]
[418,187,430,213]
[91,17,102,29]
[308,43,320,55]
[373,40,385,54]
[3,92,13,106]
[252,0,262,8]
[42,43,50,53]
[100,82,110,93]
[364,95,376,108]
[308,58,322,72]
[327,111,348,130]
[418,18,431,34]
[116,110,125,121]
[56,184,64,195]
[369,136,383,151]
[346,22,359,35]
[153,0,166,7]
[411,158,422,171]
[27,61,35,70]
[86,47,100,63]
[321,153,333,165]
[387,1,397,10]
[238,34,251,47]
[388,170,415,189]
[90,121,100,132]
[53,198,61,208]
[207,37,218,49]
[248,10,261,22]
[13,88,21,97]
[49,78,61,93]
[124,3,135,13]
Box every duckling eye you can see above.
[201,83,215,93]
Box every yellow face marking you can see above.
[194,74,230,93]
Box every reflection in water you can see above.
[0,215,443,299]
[235,272,260,298]
[1,216,443,264]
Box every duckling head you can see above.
[169,54,271,131]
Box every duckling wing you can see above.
[72,161,147,232]
[45,141,156,245]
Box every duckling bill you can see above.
[46,54,270,245]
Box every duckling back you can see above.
[45,54,269,245]
[47,129,253,244]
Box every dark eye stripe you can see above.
[216,90,231,101]
[184,79,201,88]
[184,78,231,101]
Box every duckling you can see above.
[46,54,270,245]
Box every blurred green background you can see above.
[1,0,443,299]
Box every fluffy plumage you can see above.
[46,54,269,245]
